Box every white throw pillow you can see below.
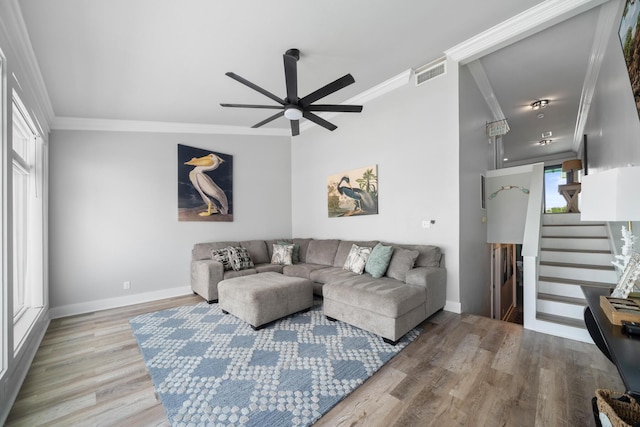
[343,244,372,274]
[271,244,294,265]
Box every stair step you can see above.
[536,311,586,329]
[538,293,586,306]
[543,223,605,227]
[539,249,613,265]
[541,225,607,237]
[539,261,615,271]
[541,248,611,254]
[540,237,611,251]
[538,280,586,299]
[538,275,614,290]
[539,264,617,283]
[537,298,585,318]
[541,235,608,239]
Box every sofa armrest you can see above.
[405,266,446,316]
[191,259,224,302]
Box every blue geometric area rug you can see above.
[130,301,420,427]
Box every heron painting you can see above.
[327,165,378,217]
[178,144,233,221]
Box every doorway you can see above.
[544,165,567,213]
[492,243,523,324]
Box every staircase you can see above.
[536,213,617,334]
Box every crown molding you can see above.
[52,70,412,136]
[445,0,609,64]
[573,0,620,151]
[51,117,291,136]
[0,0,54,133]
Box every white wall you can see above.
[585,2,640,172]
[458,65,493,316]
[291,60,461,310]
[48,130,291,312]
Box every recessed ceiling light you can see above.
[537,113,545,119]
[542,131,552,138]
[531,99,549,110]
[503,158,508,161]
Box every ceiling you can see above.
[16,0,612,165]
[480,5,602,164]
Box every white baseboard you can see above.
[49,286,192,319]
[444,300,462,314]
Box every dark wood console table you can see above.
[582,286,640,398]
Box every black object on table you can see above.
[582,285,640,400]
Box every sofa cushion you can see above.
[343,244,372,274]
[211,248,233,271]
[386,243,442,268]
[240,240,270,265]
[293,238,313,263]
[271,243,294,265]
[333,240,378,267]
[193,241,239,261]
[386,247,420,281]
[365,243,394,278]
[254,263,284,274]
[223,268,257,279]
[283,263,330,280]
[309,266,361,284]
[227,246,255,271]
[306,239,340,265]
[322,276,426,318]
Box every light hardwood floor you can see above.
[6,295,624,426]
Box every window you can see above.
[544,165,567,213]
[11,92,44,351]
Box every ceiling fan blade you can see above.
[290,120,299,136]
[306,104,363,113]
[225,72,285,105]
[299,74,356,108]
[251,111,284,128]
[283,50,298,103]
[303,111,337,131]
[220,103,284,109]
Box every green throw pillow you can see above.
[365,243,394,278]
[278,240,300,263]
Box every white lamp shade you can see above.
[581,166,640,221]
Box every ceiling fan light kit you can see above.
[221,48,363,136]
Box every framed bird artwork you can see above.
[327,165,378,218]
[178,144,233,221]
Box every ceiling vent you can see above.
[414,58,446,86]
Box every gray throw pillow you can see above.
[226,246,255,271]
[277,240,300,263]
[365,243,394,278]
[386,247,420,281]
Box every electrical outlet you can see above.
[123,281,131,290]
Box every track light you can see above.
[539,139,552,146]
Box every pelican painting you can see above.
[178,144,233,221]
[327,165,378,217]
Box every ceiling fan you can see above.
[220,48,363,136]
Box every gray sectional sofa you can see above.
[191,238,446,343]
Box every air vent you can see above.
[415,58,446,86]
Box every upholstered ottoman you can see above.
[218,272,313,329]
